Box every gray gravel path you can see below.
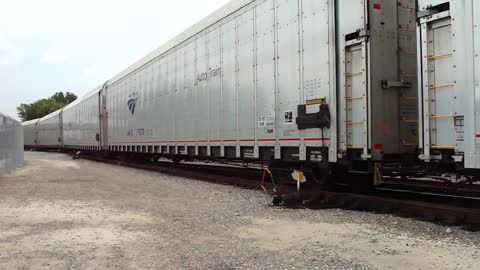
[0,152,478,270]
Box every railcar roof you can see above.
[29,0,256,116]
[1,113,21,123]
[63,83,103,112]
[21,119,39,126]
[108,0,254,86]
[38,108,63,122]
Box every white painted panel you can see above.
[195,35,209,143]
[237,9,255,143]
[221,19,238,144]
[255,0,275,142]
[302,0,333,148]
[276,0,300,145]
[207,27,222,143]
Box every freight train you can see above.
[23,0,480,194]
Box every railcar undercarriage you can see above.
[64,146,480,201]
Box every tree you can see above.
[17,92,78,121]
[51,92,77,105]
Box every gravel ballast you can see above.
[0,152,478,270]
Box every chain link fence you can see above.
[0,113,24,175]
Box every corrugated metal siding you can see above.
[22,119,38,147]
[417,0,480,169]
[37,109,63,147]
[106,0,336,162]
[108,0,257,86]
[0,113,24,174]
[63,93,100,149]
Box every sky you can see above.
[0,0,231,120]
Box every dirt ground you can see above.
[0,152,479,270]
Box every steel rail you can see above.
[75,152,480,230]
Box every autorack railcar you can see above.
[36,109,63,149]
[417,0,480,173]
[22,119,38,148]
[103,0,418,184]
[23,0,419,186]
[22,0,480,191]
[62,86,103,151]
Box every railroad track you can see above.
[79,153,480,231]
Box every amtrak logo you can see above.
[127,98,138,115]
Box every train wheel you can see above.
[171,157,182,164]
[310,163,332,189]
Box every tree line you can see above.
[17,92,78,122]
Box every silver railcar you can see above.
[22,119,38,147]
[62,86,103,151]
[36,109,63,149]
[20,0,480,192]
[103,0,417,169]
[22,0,424,187]
[417,0,480,172]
